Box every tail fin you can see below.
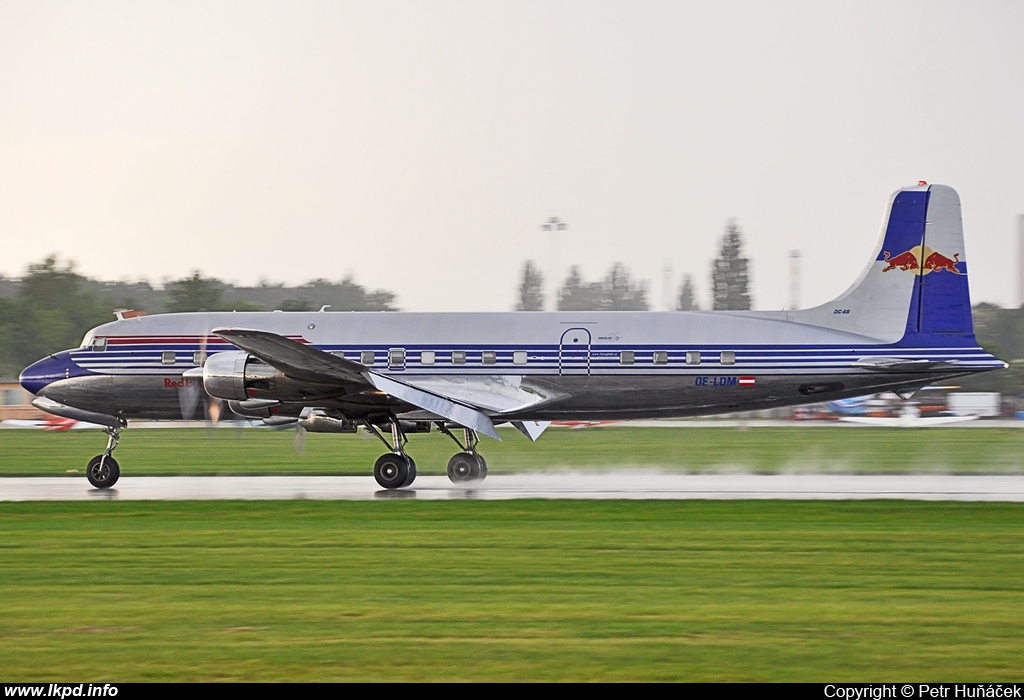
[792,183,975,345]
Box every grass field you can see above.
[4,427,1022,681]
[2,424,1024,477]
[1,500,1023,681]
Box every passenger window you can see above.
[451,351,466,365]
[481,351,496,365]
[161,351,176,365]
[361,350,375,366]
[653,351,668,365]
[92,337,108,352]
[193,351,206,366]
[389,349,406,367]
[686,351,701,366]
[720,351,736,366]
[513,350,528,365]
[619,350,635,365]
[420,351,435,365]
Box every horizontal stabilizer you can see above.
[368,372,501,440]
[213,328,368,385]
[851,356,960,372]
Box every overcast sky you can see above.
[2,1,1023,312]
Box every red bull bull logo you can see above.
[881,245,961,275]
[882,250,919,272]
[923,250,960,274]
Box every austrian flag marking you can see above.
[739,376,756,387]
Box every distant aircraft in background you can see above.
[829,385,987,426]
[20,184,1005,489]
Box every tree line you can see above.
[0,256,395,376]
[5,240,1024,396]
[516,219,751,312]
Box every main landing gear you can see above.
[364,420,418,489]
[364,420,488,490]
[438,424,488,484]
[86,427,122,489]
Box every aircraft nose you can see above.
[19,352,76,396]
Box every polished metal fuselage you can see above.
[21,310,1001,424]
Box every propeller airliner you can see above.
[20,184,1005,489]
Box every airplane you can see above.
[19,183,1006,490]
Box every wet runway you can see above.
[3,473,1024,501]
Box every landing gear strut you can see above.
[364,419,417,489]
[87,427,121,489]
[362,420,488,489]
[438,425,488,484]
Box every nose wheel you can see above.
[87,455,120,489]
[86,427,122,489]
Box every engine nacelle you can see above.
[203,351,340,402]
[202,351,255,401]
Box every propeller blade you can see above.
[178,380,203,420]
[207,397,222,425]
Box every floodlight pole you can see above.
[542,217,567,311]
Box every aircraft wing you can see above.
[213,327,501,439]
[214,328,368,384]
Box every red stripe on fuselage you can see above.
[102,335,308,345]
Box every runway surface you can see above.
[4,473,1024,501]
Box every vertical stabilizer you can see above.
[791,184,975,345]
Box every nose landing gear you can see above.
[86,426,122,489]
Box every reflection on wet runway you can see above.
[3,473,1024,501]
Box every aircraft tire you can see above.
[475,454,488,481]
[86,455,120,489]
[374,453,410,489]
[447,452,481,483]
[401,458,417,488]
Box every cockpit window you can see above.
[92,337,108,352]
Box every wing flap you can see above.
[511,420,551,442]
[368,372,501,440]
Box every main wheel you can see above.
[475,454,488,482]
[401,457,418,488]
[447,452,481,483]
[86,455,120,489]
[374,453,411,489]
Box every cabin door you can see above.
[558,328,592,375]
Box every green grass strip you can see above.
[1,500,1022,681]
[3,425,1024,477]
